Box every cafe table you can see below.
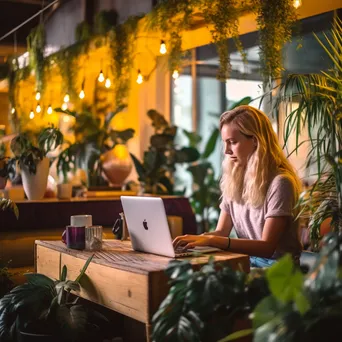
[35,239,250,342]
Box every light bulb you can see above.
[293,0,301,9]
[63,115,70,123]
[29,110,34,119]
[160,40,167,54]
[79,89,85,99]
[172,70,179,79]
[47,105,53,115]
[105,78,111,88]
[136,70,143,84]
[61,102,68,111]
[98,70,105,82]
[35,92,41,101]
[36,104,41,113]
[63,93,70,103]
[11,108,15,114]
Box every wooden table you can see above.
[35,239,250,342]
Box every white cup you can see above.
[71,215,92,227]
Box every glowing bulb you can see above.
[63,115,70,123]
[293,0,301,8]
[160,40,167,54]
[36,104,41,113]
[136,70,143,84]
[29,110,34,119]
[63,93,70,103]
[105,78,111,88]
[61,102,68,111]
[172,70,179,79]
[35,92,41,101]
[98,70,105,82]
[11,108,15,114]
[79,89,85,99]
[47,105,53,115]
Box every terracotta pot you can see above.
[101,145,132,186]
[21,157,50,200]
[0,176,6,189]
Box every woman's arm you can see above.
[202,210,233,236]
[173,216,290,258]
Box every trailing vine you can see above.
[109,15,140,105]
[27,24,45,94]
[251,0,298,82]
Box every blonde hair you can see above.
[220,105,301,208]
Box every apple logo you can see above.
[143,219,149,230]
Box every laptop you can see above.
[120,196,221,258]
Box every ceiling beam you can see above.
[0,0,46,5]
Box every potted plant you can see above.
[130,109,200,195]
[55,104,135,187]
[152,233,342,342]
[9,125,63,200]
[56,142,76,200]
[272,17,342,250]
[0,197,19,219]
[0,255,113,342]
[0,259,14,299]
[0,156,9,189]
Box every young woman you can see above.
[173,105,303,267]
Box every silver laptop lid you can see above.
[121,196,176,258]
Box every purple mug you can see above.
[62,226,85,250]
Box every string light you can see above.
[29,110,34,119]
[36,104,41,113]
[98,70,105,82]
[35,91,41,101]
[159,40,167,54]
[136,69,143,84]
[63,93,70,103]
[47,105,53,115]
[79,89,85,99]
[172,70,179,79]
[61,102,68,111]
[293,0,302,8]
[105,78,111,88]
[11,108,15,114]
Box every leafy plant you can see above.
[9,125,63,175]
[130,109,200,194]
[0,255,112,342]
[55,104,135,186]
[0,198,19,219]
[152,233,342,342]
[0,260,14,298]
[272,17,342,250]
[94,9,118,35]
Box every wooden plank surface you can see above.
[35,239,250,274]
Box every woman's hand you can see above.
[173,234,212,250]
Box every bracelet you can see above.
[227,237,231,250]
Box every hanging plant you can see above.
[94,9,118,35]
[75,21,92,42]
[109,15,140,105]
[27,23,45,94]
[252,0,298,83]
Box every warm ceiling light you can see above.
[64,93,70,103]
[172,70,179,79]
[293,0,302,9]
[36,104,41,113]
[35,92,41,101]
[61,102,68,111]
[29,110,34,119]
[47,105,53,115]
[136,70,143,84]
[98,70,105,82]
[160,40,167,54]
[79,89,85,99]
[105,78,111,88]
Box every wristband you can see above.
[227,237,231,250]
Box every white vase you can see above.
[21,157,50,200]
[57,183,72,200]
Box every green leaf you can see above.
[130,153,146,180]
[175,147,200,163]
[24,273,55,288]
[294,291,310,315]
[60,265,67,281]
[228,96,252,110]
[202,128,219,159]
[75,254,94,283]
[218,328,253,342]
[266,254,304,303]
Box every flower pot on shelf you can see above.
[57,183,72,200]
[0,176,6,189]
[21,157,50,200]
[101,145,132,187]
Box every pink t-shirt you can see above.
[220,173,302,259]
